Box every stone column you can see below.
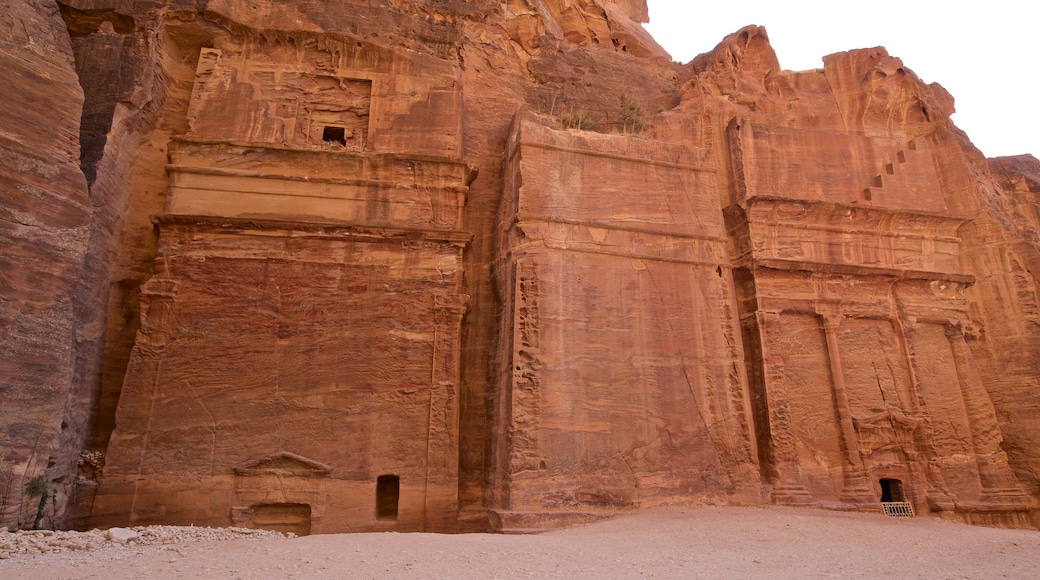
[136,278,180,348]
[756,311,814,505]
[818,312,875,505]
[89,276,180,528]
[423,293,469,531]
[944,321,1032,506]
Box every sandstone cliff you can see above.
[1,0,1038,533]
[0,0,92,529]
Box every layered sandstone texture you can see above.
[87,28,475,534]
[0,1,92,529]
[1,0,1039,534]
[489,119,761,530]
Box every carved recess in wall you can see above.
[231,452,332,535]
[188,48,372,150]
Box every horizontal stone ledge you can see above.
[515,139,715,173]
[513,214,727,242]
[750,258,976,284]
[508,241,727,267]
[741,195,973,223]
[897,311,974,328]
[168,182,462,206]
[165,166,472,195]
[166,165,471,193]
[151,214,472,244]
[749,220,964,243]
[752,298,893,319]
[172,136,476,175]
[168,164,394,190]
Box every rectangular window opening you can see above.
[322,126,347,146]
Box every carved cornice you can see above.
[152,214,472,246]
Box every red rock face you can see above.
[1,2,1039,532]
[0,0,91,529]
[85,28,474,533]
[490,119,760,530]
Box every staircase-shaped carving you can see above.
[861,138,947,213]
[862,138,917,201]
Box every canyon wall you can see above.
[0,0,92,529]
[1,0,1038,532]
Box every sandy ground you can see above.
[2,506,1039,579]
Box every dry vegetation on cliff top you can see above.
[2,506,1038,579]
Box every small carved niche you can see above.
[375,474,400,521]
[322,126,347,146]
[250,503,312,536]
[231,452,331,535]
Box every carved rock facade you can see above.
[1,1,1039,533]
[89,33,474,533]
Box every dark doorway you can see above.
[376,474,400,521]
[879,478,905,502]
[322,126,347,146]
[249,503,311,536]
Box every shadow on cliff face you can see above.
[58,3,139,187]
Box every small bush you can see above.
[23,475,45,498]
[559,112,598,131]
[619,94,644,134]
[24,475,48,530]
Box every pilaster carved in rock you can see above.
[135,276,180,350]
[756,310,814,505]
[424,293,470,529]
[815,303,875,505]
[944,320,1034,507]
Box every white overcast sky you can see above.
[644,1,1038,159]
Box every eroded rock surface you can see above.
[1,1,1038,533]
[0,524,286,561]
[0,0,91,530]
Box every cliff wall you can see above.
[0,0,91,528]
[1,0,1038,532]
